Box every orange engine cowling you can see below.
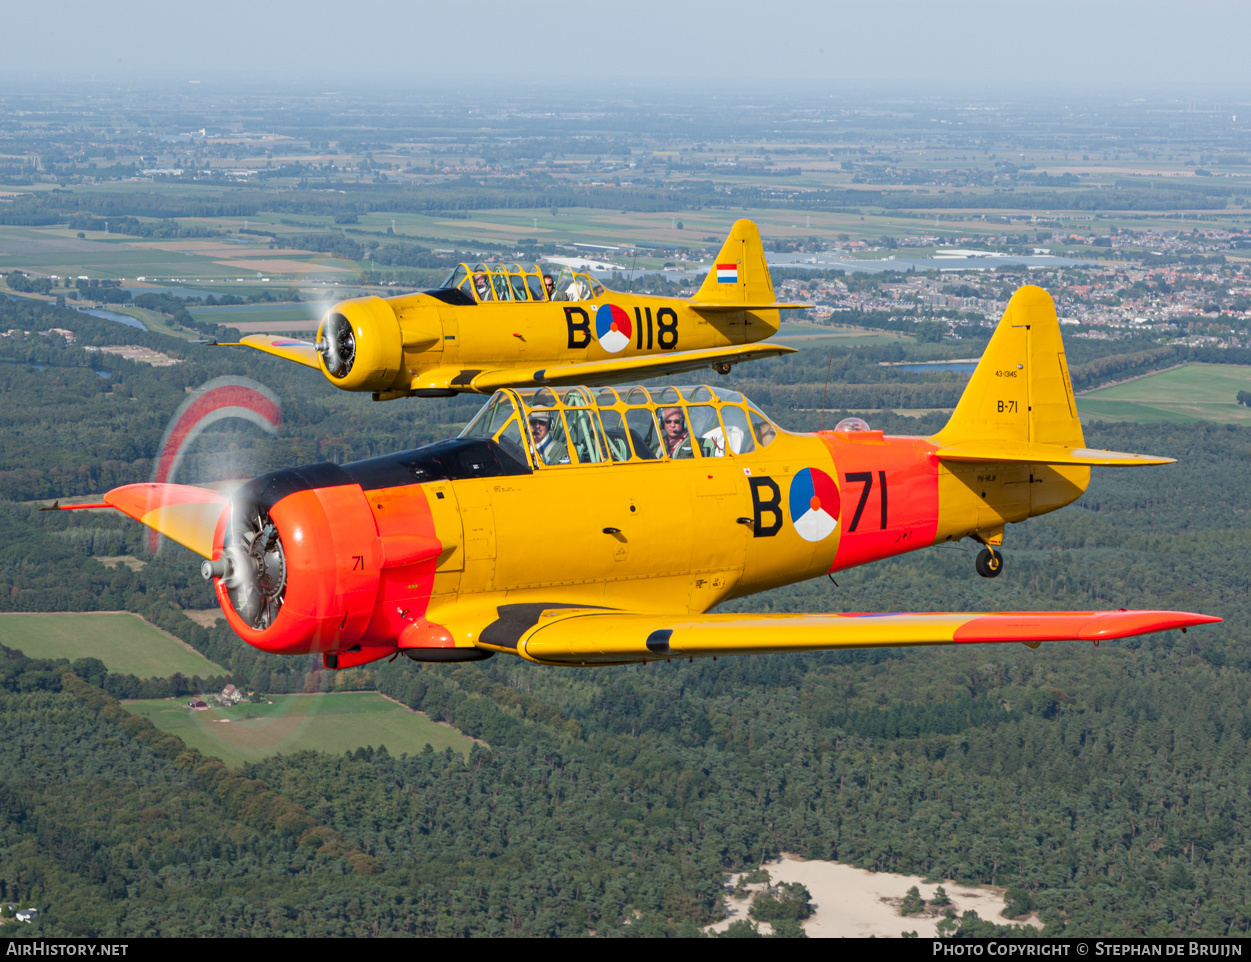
[206,464,381,655]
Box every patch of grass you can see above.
[1078,363,1251,424]
[126,691,476,768]
[0,612,226,677]
[188,304,322,326]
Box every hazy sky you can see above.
[3,0,1250,93]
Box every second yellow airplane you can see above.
[222,219,803,400]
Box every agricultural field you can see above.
[1077,363,1251,424]
[0,612,226,677]
[188,302,324,332]
[126,691,477,768]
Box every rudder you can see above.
[934,285,1083,448]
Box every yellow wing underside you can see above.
[479,607,1219,665]
[226,335,321,371]
[104,484,228,559]
[688,302,809,312]
[471,343,797,392]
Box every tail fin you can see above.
[694,219,776,306]
[935,285,1083,448]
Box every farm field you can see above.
[1076,363,1251,424]
[188,303,323,330]
[0,224,361,287]
[0,612,226,677]
[127,691,477,768]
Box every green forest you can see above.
[1,295,1249,936]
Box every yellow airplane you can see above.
[221,219,804,400]
[86,286,1217,669]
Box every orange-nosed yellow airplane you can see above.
[81,286,1217,669]
[219,219,804,400]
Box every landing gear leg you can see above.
[975,547,1003,579]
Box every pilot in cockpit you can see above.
[659,407,694,459]
[543,274,555,298]
[528,411,569,465]
[473,271,493,302]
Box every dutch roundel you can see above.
[788,468,840,543]
[595,304,632,353]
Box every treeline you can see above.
[67,214,221,239]
[5,271,52,295]
[271,233,449,269]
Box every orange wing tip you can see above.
[953,610,1221,644]
[104,483,227,517]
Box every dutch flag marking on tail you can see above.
[716,263,739,284]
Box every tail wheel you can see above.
[975,547,1003,579]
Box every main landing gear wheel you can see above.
[975,547,1003,579]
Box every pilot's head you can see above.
[542,274,555,295]
[660,407,687,439]
[473,272,489,294]
[528,410,552,443]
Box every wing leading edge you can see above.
[498,608,1220,665]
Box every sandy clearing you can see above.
[94,555,147,572]
[183,609,224,628]
[707,855,1041,938]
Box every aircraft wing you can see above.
[220,335,321,371]
[103,483,228,559]
[470,343,797,392]
[934,441,1174,467]
[487,607,1220,665]
[688,302,810,312]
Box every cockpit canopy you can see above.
[459,384,779,469]
[437,263,607,305]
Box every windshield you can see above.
[457,384,781,469]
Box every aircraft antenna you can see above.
[627,254,637,293]
[819,348,834,431]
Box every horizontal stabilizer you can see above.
[104,483,228,559]
[935,441,1174,467]
[470,343,797,393]
[507,608,1220,665]
[688,302,809,313]
[224,335,321,371]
